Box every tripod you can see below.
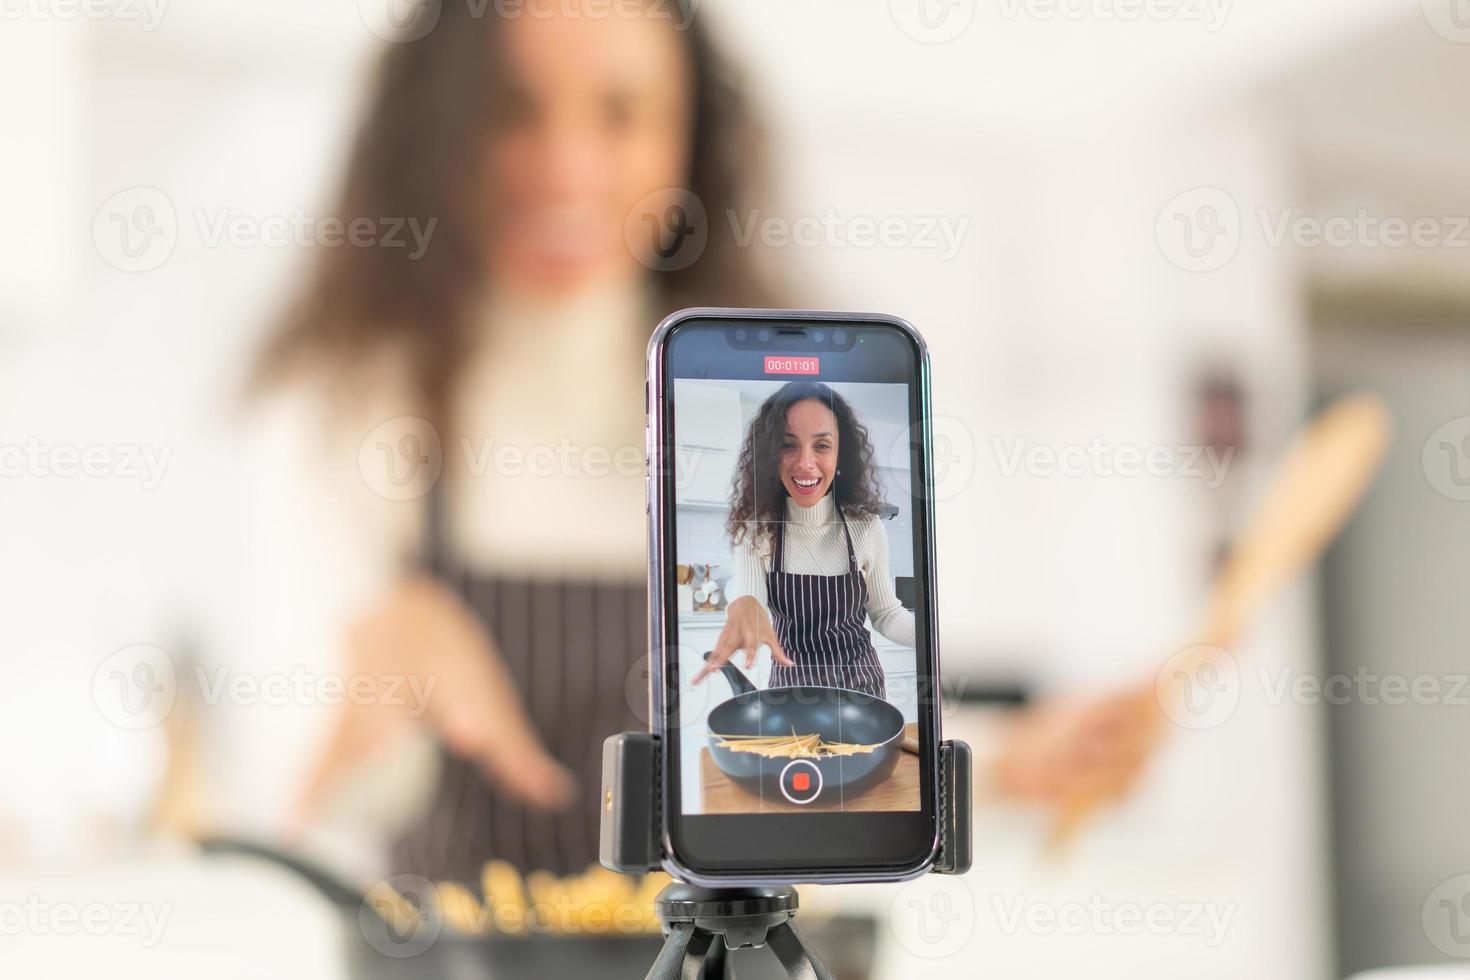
[646,883,830,980]
[600,733,972,980]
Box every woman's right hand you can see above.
[292,575,576,830]
[693,595,794,685]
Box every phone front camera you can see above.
[812,330,824,343]
[735,329,747,341]
[758,328,771,342]
[832,329,847,346]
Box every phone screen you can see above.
[651,312,940,878]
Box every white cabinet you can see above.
[863,418,913,471]
[672,382,745,507]
[674,447,737,506]
[673,381,744,452]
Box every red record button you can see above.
[778,759,822,805]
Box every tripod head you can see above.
[600,734,972,980]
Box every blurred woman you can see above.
[253,0,1160,888]
[254,0,775,881]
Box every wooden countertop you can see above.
[700,723,919,813]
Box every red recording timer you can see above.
[763,355,820,375]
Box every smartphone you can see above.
[646,308,943,884]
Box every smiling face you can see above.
[778,398,840,507]
[483,5,694,297]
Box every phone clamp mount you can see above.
[599,733,972,980]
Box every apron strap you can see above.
[834,498,860,574]
[772,506,785,575]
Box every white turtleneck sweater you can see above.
[726,493,917,647]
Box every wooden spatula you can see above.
[1048,391,1392,847]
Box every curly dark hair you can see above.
[726,382,886,553]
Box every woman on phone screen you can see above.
[695,382,915,698]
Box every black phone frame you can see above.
[648,308,947,883]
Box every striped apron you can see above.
[765,499,887,698]
[390,489,647,881]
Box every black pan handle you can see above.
[702,650,757,696]
[198,837,368,910]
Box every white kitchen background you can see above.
[2,1,1466,979]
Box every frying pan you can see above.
[197,838,880,980]
[702,652,905,805]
